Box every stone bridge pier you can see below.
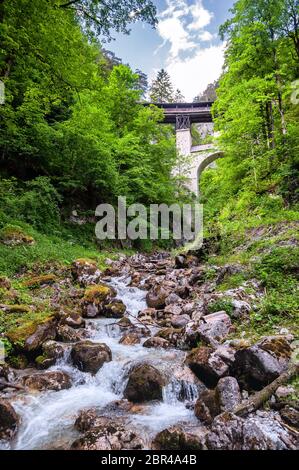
[176,122,223,197]
[148,102,224,197]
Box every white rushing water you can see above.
[8,276,197,450]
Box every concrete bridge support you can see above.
[175,128,223,197]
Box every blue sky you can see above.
[107,1,236,100]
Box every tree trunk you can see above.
[233,363,299,417]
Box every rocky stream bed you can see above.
[0,253,298,450]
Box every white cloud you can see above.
[188,2,214,31]
[166,44,225,101]
[157,16,196,57]
[156,0,214,59]
[153,1,224,100]
[198,31,214,41]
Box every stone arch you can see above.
[188,150,224,197]
[197,151,224,181]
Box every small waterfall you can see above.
[163,379,199,404]
[7,276,198,450]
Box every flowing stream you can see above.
[8,276,199,450]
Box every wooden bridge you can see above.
[152,101,213,128]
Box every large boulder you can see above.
[21,371,72,391]
[71,340,112,374]
[19,319,57,352]
[0,399,19,440]
[72,415,144,450]
[206,411,298,450]
[197,311,232,346]
[152,425,207,450]
[233,343,289,389]
[124,364,166,403]
[185,346,229,388]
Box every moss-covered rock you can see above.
[6,316,56,352]
[82,284,117,318]
[0,277,11,290]
[24,274,57,289]
[102,299,126,318]
[71,258,98,279]
[0,304,31,314]
[0,225,35,246]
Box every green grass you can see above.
[0,221,133,277]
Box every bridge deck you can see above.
[144,102,213,124]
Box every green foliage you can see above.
[149,69,174,103]
[0,177,61,232]
[207,298,234,316]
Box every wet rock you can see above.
[198,311,232,346]
[185,346,229,388]
[81,284,117,317]
[0,399,19,440]
[42,340,66,360]
[119,333,140,346]
[71,340,112,374]
[280,406,299,429]
[21,371,72,391]
[72,416,144,450]
[207,411,298,450]
[59,311,85,329]
[75,408,98,432]
[215,376,241,412]
[175,255,186,268]
[152,425,207,450]
[138,307,157,324]
[102,299,126,318]
[170,314,190,329]
[23,319,57,352]
[146,285,171,309]
[57,325,87,343]
[0,362,15,383]
[36,340,67,369]
[124,364,166,402]
[233,345,288,389]
[143,336,171,349]
[194,390,220,424]
[155,328,184,348]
